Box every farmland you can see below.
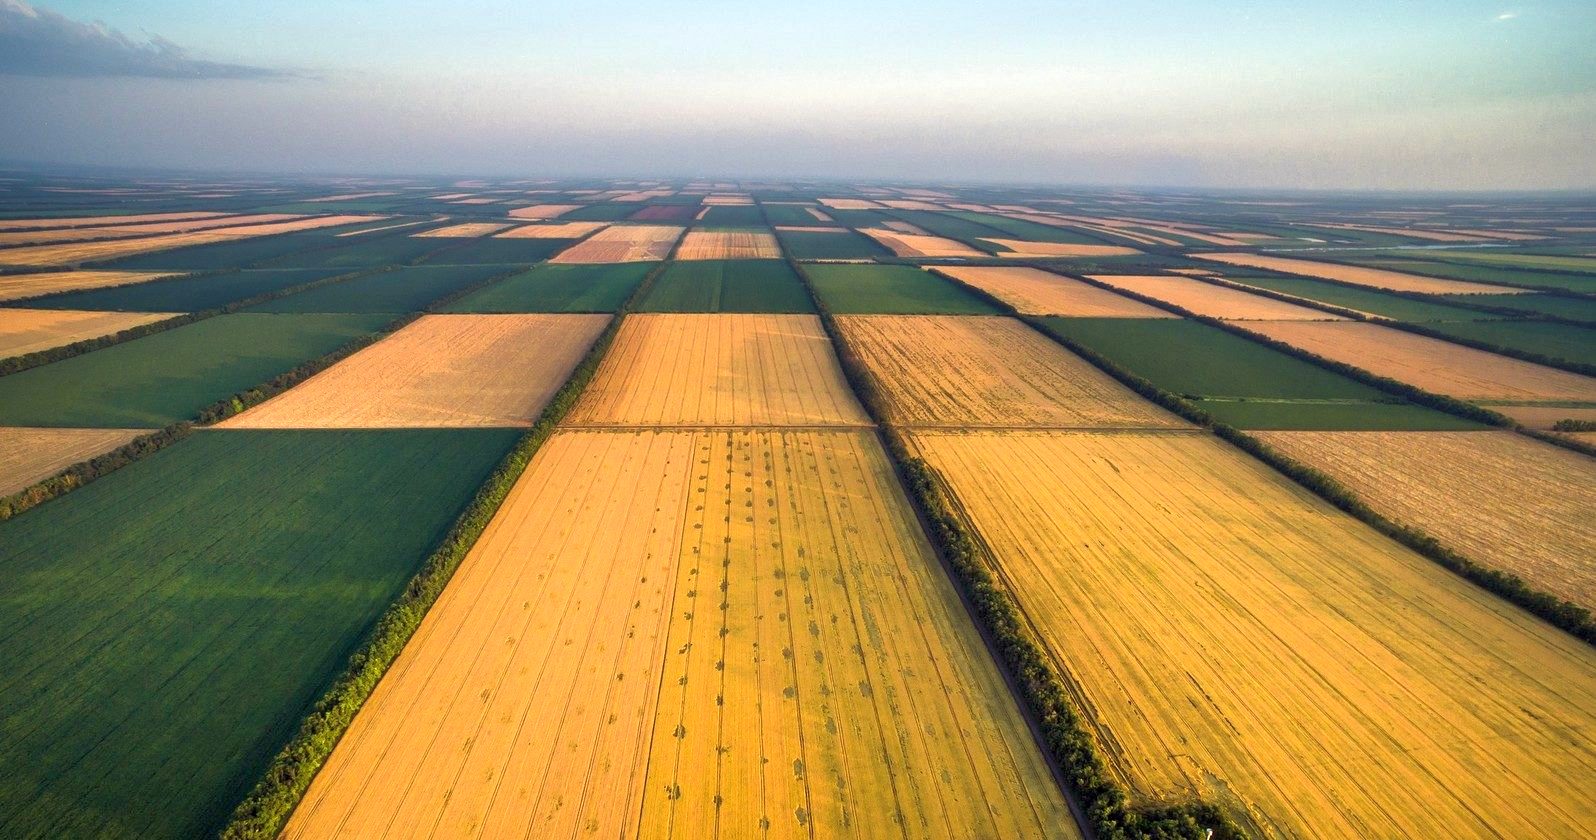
[1087,274,1346,320]
[443,262,651,312]
[0,216,379,268]
[0,270,180,302]
[805,264,1002,314]
[0,428,519,838]
[1194,253,1525,294]
[568,314,869,426]
[249,264,510,313]
[221,314,607,427]
[638,259,812,313]
[774,226,887,260]
[935,266,1175,317]
[14,267,348,313]
[673,228,782,260]
[548,224,682,263]
[910,429,1596,838]
[0,308,175,357]
[0,427,146,496]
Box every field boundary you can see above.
[216,239,672,840]
[1303,252,1596,297]
[934,265,1596,647]
[784,241,1238,840]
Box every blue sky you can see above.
[2,0,1592,188]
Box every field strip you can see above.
[0,308,178,358]
[908,429,1596,838]
[218,314,608,428]
[1195,252,1526,294]
[0,215,383,267]
[283,429,1076,839]
[549,225,683,264]
[932,266,1175,317]
[567,314,871,427]
[0,270,181,303]
[0,211,231,231]
[832,315,1189,428]
[674,229,781,260]
[0,427,148,496]
[0,214,307,247]
[1086,274,1347,320]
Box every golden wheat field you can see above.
[411,222,513,237]
[0,270,179,303]
[1255,430,1596,609]
[0,308,175,357]
[856,227,986,258]
[0,213,303,246]
[673,229,782,260]
[933,267,1175,317]
[282,429,1075,840]
[494,221,608,238]
[568,314,869,427]
[817,198,885,210]
[0,215,380,267]
[220,314,607,428]
[1087,274,1346,320]
[980,239,1142,257]
[0,211,229,231]
[1492,404,1596,429]
[909,429,1596,839]
[833,315,1187,428]
[1241,320,1596,402]
[549,225,684,263]
[0,427,148,496]
[507,204,582,219]
[1194,253,1524,294]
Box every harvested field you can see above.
[1256,430,1596,608]
[857,227,987,258]
[1241,320,1596,402]
[834,315,1187,428]
[0,215,380,267]
[0,214,303,246]
[817,197,885,210]
[1228,274,1491,321]
[0,270,178,303]
[0,428,518,839]
[674,229,782,260]
[981,239,1141,257]
[0,308,175,357]
[1196,253,1525,294]
[0,427,146,496]
[507,204,580,220]
[1088,274,1347,320]
[807,207,833,221]
[1491,404,1596,429]
[494,221,607,238]
[935,266,1175,317]
[701,193,753,204]
[910,429,1596,839]
[410,222,512,238]
[221,314,605,428]
[548,224,683,264]
[0,211,228,231]
[283,429,1074,840]
[568,314,869,426]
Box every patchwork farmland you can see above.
[1,175,1594,840]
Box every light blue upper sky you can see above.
[5,0,1593,188]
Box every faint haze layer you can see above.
[0,0,1592,190]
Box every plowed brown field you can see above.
[1241,320,1596,402]
[220,314,607,428]
[1088,274,1346,320]
[674,229,781,260]
[1196,253,1524,294]
[833,315,1187,428]
[548,225,683,264]
[0,427,147,496]
[1255,430,1596,608]
[569,314,869,427]
[0,308,175,357]
[281,429,1075,840]
[935,266,1172,317]
[910,429,1596,839]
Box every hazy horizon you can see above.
[3,0,1593,190]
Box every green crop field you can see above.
[884,210,1009,249]
[0,428,518,839]
[945,212,1115,245]
[442,262,651,312]
[1038,317,1476,429]
[805,263,1003,314]
[264,231,451,269]
[698,204,764,226]
[250,264,510,313]
[1416,319,1596,366]
[760,204,832,226]
[637,259,812,312]
[0,313,389,426]
[101,226,374,271]
[417,237,574,266]
[1223,274,1491,321]
[2,268,346,312]
[1349,258,1596,294]
[776,227,888,260]
[1438,293,1596,323]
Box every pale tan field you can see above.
[0,213,303,246]
[494,221,608,239]
[283,429,1075,840]
[980,239,1142,258]
[701,193,753,205]
[806,207,834,222]
[1445,229,1550,241]
[1305,222,1493,242]
[334,220,430,237]
[1256,430,1596,609]
[0,215,380,267]
[673,229,782,260]
[507,204,581,220]
[817,198,885,210]
[303,191,396,202]
[448,198,500,205]
[1165,267,1220,276]
[1241,320,1596,402]
[0,211,228,231]
[833,315,1187,429]
[857,228,986,258]
[910,429,1596,839]
[934,266,1175,317]
[548,225,684,264]
[0,308,175,357]
[0,270,178,303]
[1196,253,1525,294]
[880,199,944,210]
[411,222,513,238]
[568,314,869,427]
[0,427,147,496]
[1492,404,1596,429]
[1087,274,1346,320]
[221,314,606,428]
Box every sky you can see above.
[1,0,1593,189]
